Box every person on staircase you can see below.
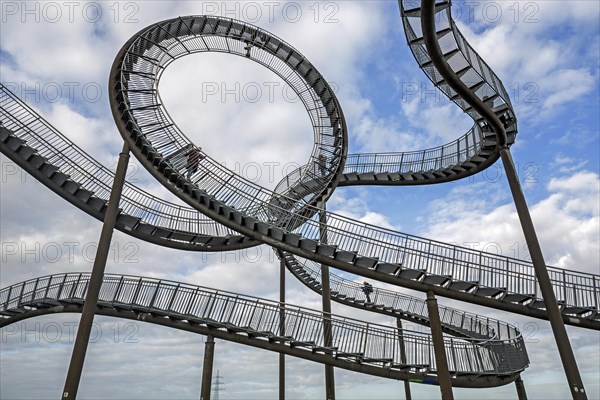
[185,145,203,180]
[362,281,373,303]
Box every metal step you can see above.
[448,281,477,292]
[422,274,451,286]
[61,179,81,195]
[0,126,12,141]
[317,244,337,257]
[334,250,357,263]
[6,136,25,151]
[74,188,93,203]
[299,238,318,252]
[29,154,46,169]
[476,287,506,298]
[16,145,36,160]
[290,340,316,348]
[354,256,378,269]
[86,197,107,212]
[336,352,364,361]
[39,163,59,178]
[376,262,400,275]
[48,170,67,185]
[502,293,534,304]
[399,268,426,280]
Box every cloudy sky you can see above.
[1,1,599,399]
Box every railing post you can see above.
[43,276,53,299]
[131,278,143,305]
[113,276,124,302]
[61,142,130,400]
[69,274,82,299]
[6,286,13,309]
[148,281,162,308]
[362,323,369,356]
[166,284,180,312]
[563,270,567,304]
[185,287,200,316]
[450,338,458,373]
[426,291,453,400]
[55,274,68,301]
[18,281,26,305]
[31,277,40,303]
[594,277,599,312]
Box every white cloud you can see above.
[455,1,599,121]
[421,171,600,274]
[542,68,596,109]
[1,1,598,399]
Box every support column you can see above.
[500,148,587,400]
[62,142,130,400]
[396,319,412,400]
[279,256,286,400]
[425,291,453,400]
[319,205,335,400]
[515,374,528,400]
[417,2,587,395]
[200,336,215,400]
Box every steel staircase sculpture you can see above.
[0,0,598,393]
[0,273,526,387]
[104,14,599,329]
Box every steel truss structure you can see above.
[0,0,597,398]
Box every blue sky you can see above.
[1,1,599,399]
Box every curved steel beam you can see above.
[419,1,506,147]
[0,272,524,388]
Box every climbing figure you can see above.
[362,281,373,303]
[317,154,327,176]
[244,41,253,58]
[185,145,203,180]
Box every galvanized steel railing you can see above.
[0,84,245,241]
[0,273,528,376]
[288,212,600,314]
[401,0,516,130]
[285,256,525,342]
[343,127,483,176]
[113,16,346,230]
[1,12,597,327]
[109,16,599,317]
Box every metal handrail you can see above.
[0,273,529,376]
[110,15,599,316]
[0,85,246,242]
[2,41,598,317]
[284,255,521,342]
[343,126,482,175]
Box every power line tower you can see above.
[212,369,225,400]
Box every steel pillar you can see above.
[200,335,215,400]
[279,256,286,400]
[426,291,453,400]
[61,143,130,400]
[418,0,587,396]
[396,319,412,400]
[500,147,587,399]
[515,374,528,400]
[319,205,335,400]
